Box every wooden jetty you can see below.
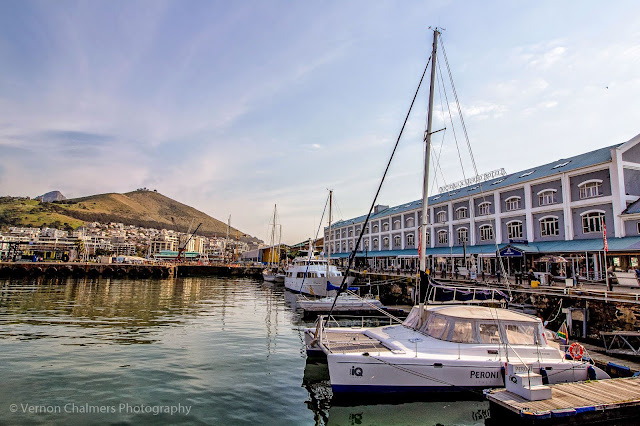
[486,377,640,424]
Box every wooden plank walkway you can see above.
[487,377,640,422]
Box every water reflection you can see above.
[0,276,489,425]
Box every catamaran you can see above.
[303,29,609,396]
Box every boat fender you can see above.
[587,365,597,380]
[362,352,369,357]
[539,368,549,385]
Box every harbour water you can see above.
[0,276,488,425]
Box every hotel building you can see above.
[326,133,640,280]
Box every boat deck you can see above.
[321,330,391,354]
[487,376,640,423]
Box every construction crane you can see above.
[176,222,202,262]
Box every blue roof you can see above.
[332,144,621,228]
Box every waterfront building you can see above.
[326,133,640,280]
[150,231,179,254]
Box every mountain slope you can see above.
[0,190,255,240]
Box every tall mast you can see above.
[327,190,333,278]
[270,205,277,267]
[420,28,439,273]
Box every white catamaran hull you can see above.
[326,353,605,394]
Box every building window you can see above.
[479,225,494,241]
[393,220,401,230]
[406,217,415,227]
[373,224,379,233]
[457,228,468,244]
[394,235,401,246]
[373,238,379,249]
[342,242,347,251]
[579,180,603,199]
[505,197,521,211]
[582,211,605,234]
[437,211,447,223]
[538,190,556,206]
[348,229,353,237]
[342,230,346,238]
[478,202,491,216]
[438,230,448,244]
[637,222,640,235]
[507,221,523,240]
[383,237,389,248]
[348,241,353,250]
[364,239,370,249]
[383,223,389,232]
[539,217,559,237]
[456,207,468,220]
[407,234,415,246]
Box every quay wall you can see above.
[0,262,263,280]
[0,261,177,279]
[177,265,263,278]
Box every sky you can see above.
[1,1,639,244]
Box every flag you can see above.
[603,221,608,253]
[556,321,568,344]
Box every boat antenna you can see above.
[324,34,435,323]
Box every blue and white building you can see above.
[327,133,640,279]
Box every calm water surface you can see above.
[0,276,488,425]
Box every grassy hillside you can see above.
[0,198,84,230]
[0,191,254,240]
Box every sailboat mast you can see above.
[327,190,333,278]
[270,205,277,267]
[420,28,439,273]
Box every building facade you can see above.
[326,134,640,279]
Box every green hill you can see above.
[0,190,255,241]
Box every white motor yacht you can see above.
[284,255,354,296]
[304,304,609,394]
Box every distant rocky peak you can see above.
[35,191,66,202]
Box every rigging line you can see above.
[428,66,449,197]
[325,54,433,324]
[436,53,467,182]
[439,36,511,297]
[344,289,404,323]
[297,193,330,294]
[439,36,477,177]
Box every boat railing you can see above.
[320,314,399,329]
[426,284,508,306]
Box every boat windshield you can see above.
[417,313,541,345]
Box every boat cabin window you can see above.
[504,323,537,345]
[422,315,448,339]
[420,313,541,345]
[478,323,501,344]
[450,320,474,343]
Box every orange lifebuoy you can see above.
[568,342,585,361]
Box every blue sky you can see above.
[1,1,639,244]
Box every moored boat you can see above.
[304,304,609,394]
